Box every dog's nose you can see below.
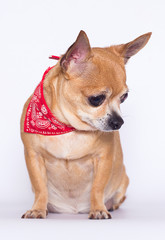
[108,113,124,130]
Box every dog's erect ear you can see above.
[110,32,152,64]
[60,30,92,77]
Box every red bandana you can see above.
[24,64,75,136]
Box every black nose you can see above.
[108,113,124,130]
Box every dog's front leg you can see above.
[89,154,112,220]
[22,150,48,219]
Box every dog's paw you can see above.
[109,196,126,212]
[21,209,48,219]
[88,210,111,220]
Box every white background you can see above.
[0,0,165,239]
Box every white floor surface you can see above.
[1,197,165,240]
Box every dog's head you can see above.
[58,31,151,131]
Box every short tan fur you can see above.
[21,31,151,219]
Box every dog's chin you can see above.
[96,127,117,132]
[100,128,114,132]
[85,121,114,132]
[96,127,122,133]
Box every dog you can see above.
[21,30,151,219]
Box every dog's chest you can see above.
[40,131,96,160]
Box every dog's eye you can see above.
[88,94,106,107]
[120,93,128,103]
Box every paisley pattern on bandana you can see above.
[24,66,75,136]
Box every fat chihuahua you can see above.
[21,31,151,219]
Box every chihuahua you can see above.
[21,30,151,219]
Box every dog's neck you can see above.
[43,65,95,131]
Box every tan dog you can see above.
[21,31,151,219]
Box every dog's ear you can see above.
[109,32,152,64]
[60,30,92,77]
